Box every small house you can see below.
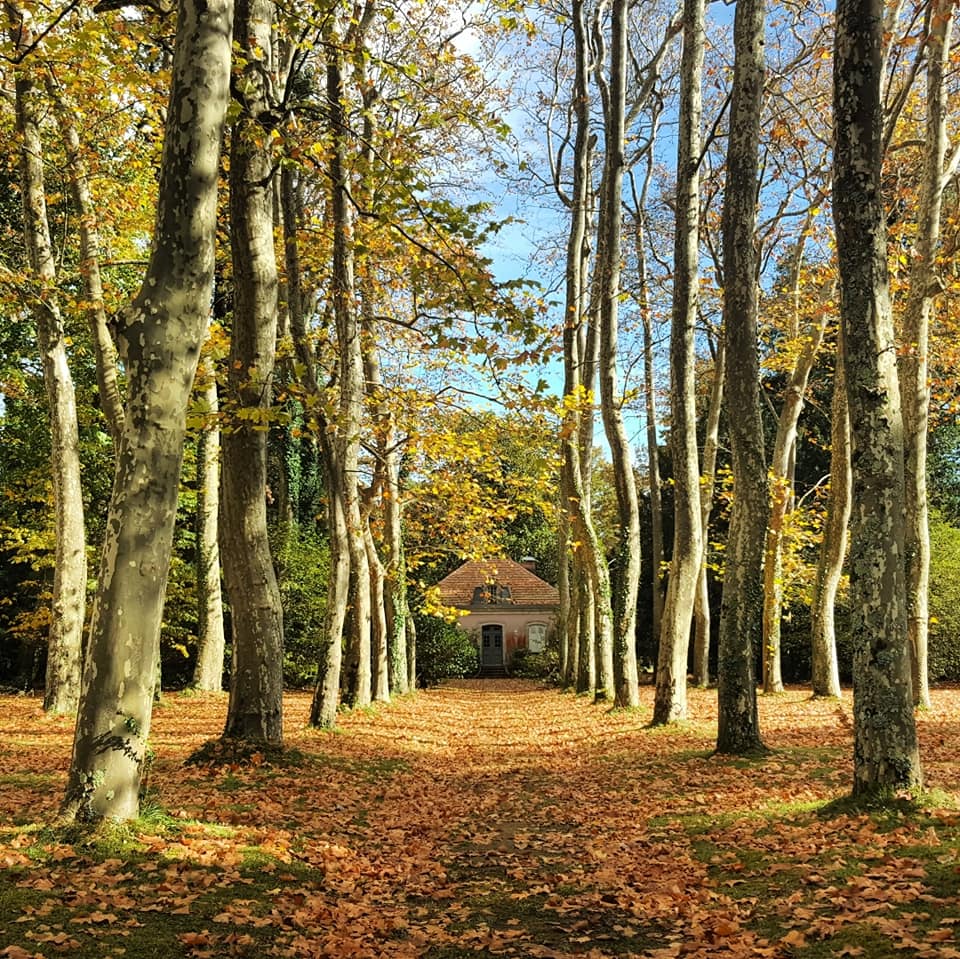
[435,557,559,669]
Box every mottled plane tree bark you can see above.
[716,0,767,755]
[834,0,921,796]
[61,0,234,821]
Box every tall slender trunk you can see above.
[220,0,284,745]
[384,454,410,695]
[193,364,226,691]
[558,0,607,701]
[311,19,365,722]
[810,348,847,699]
[9,47,87,718]
[653,0,704,725]
[898,0,953,711]
[61,0,233,820]
[692,336,725,687]
[636,218,664,652]
[311,431,350,726]
[406,615,417,691]
[834,0,921,795]
[761,255,828,695]
[716,0,767,755]
[596,0,640,709]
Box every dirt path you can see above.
[2,681,959,958]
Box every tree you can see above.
[761,240,830,696]
[219,0,284,745]
[7,5,87,716]
[810,349,847,699]
[715,0,767,755]
[833,0,921,795]
[61,0,234,821]
[652,0,704,725]
[553,0,610,702]
[897,0,955,710]
[595,0,640,708]
[192,353,226,692]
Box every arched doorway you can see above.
[481,624,504,667]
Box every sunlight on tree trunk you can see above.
[898,0,953,712]
[595,0,640,709]
[61,0,233,820]
[834,0,921,796]
[10,45,87,717]
[810,350,847,700]
[653,0,704,726]
[193,363,226,692]
[220,0,284,746]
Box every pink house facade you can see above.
[435,558,560,668]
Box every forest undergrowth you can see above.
[1,681,960,959]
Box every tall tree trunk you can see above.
[653,0,704,725]
[384,453,410,695]
[557,507,572,686]
[342,528,373,707]
[363,291,409,698]
[810,348,848,699]
[310,19,365,723]
[280,156,350,728]
[406,615,417,691]
[834,0,922,796]
[692,336,725,687]
[9,41,87,718]
[61,0,233,821]
[596,0,640,709]
[220,0,284,745]
[193,364,226,691]
[637,220,664,652]
[577,572,596,696]
[761,252,828,695]
[311,429,350,727]
[558,0,606,701]
[716,0,767,755]
[898,0,953,711]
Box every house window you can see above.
[473,583,512,604]
[528,623,547,653]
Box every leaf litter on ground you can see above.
[1,681,959,958]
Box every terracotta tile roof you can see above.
[435,558,560,610]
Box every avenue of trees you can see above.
[2,0,960,818]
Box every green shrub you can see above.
[509,646,559,682]
[929,515,960,682]
[414,615,478,686]
[274,527,330,687]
